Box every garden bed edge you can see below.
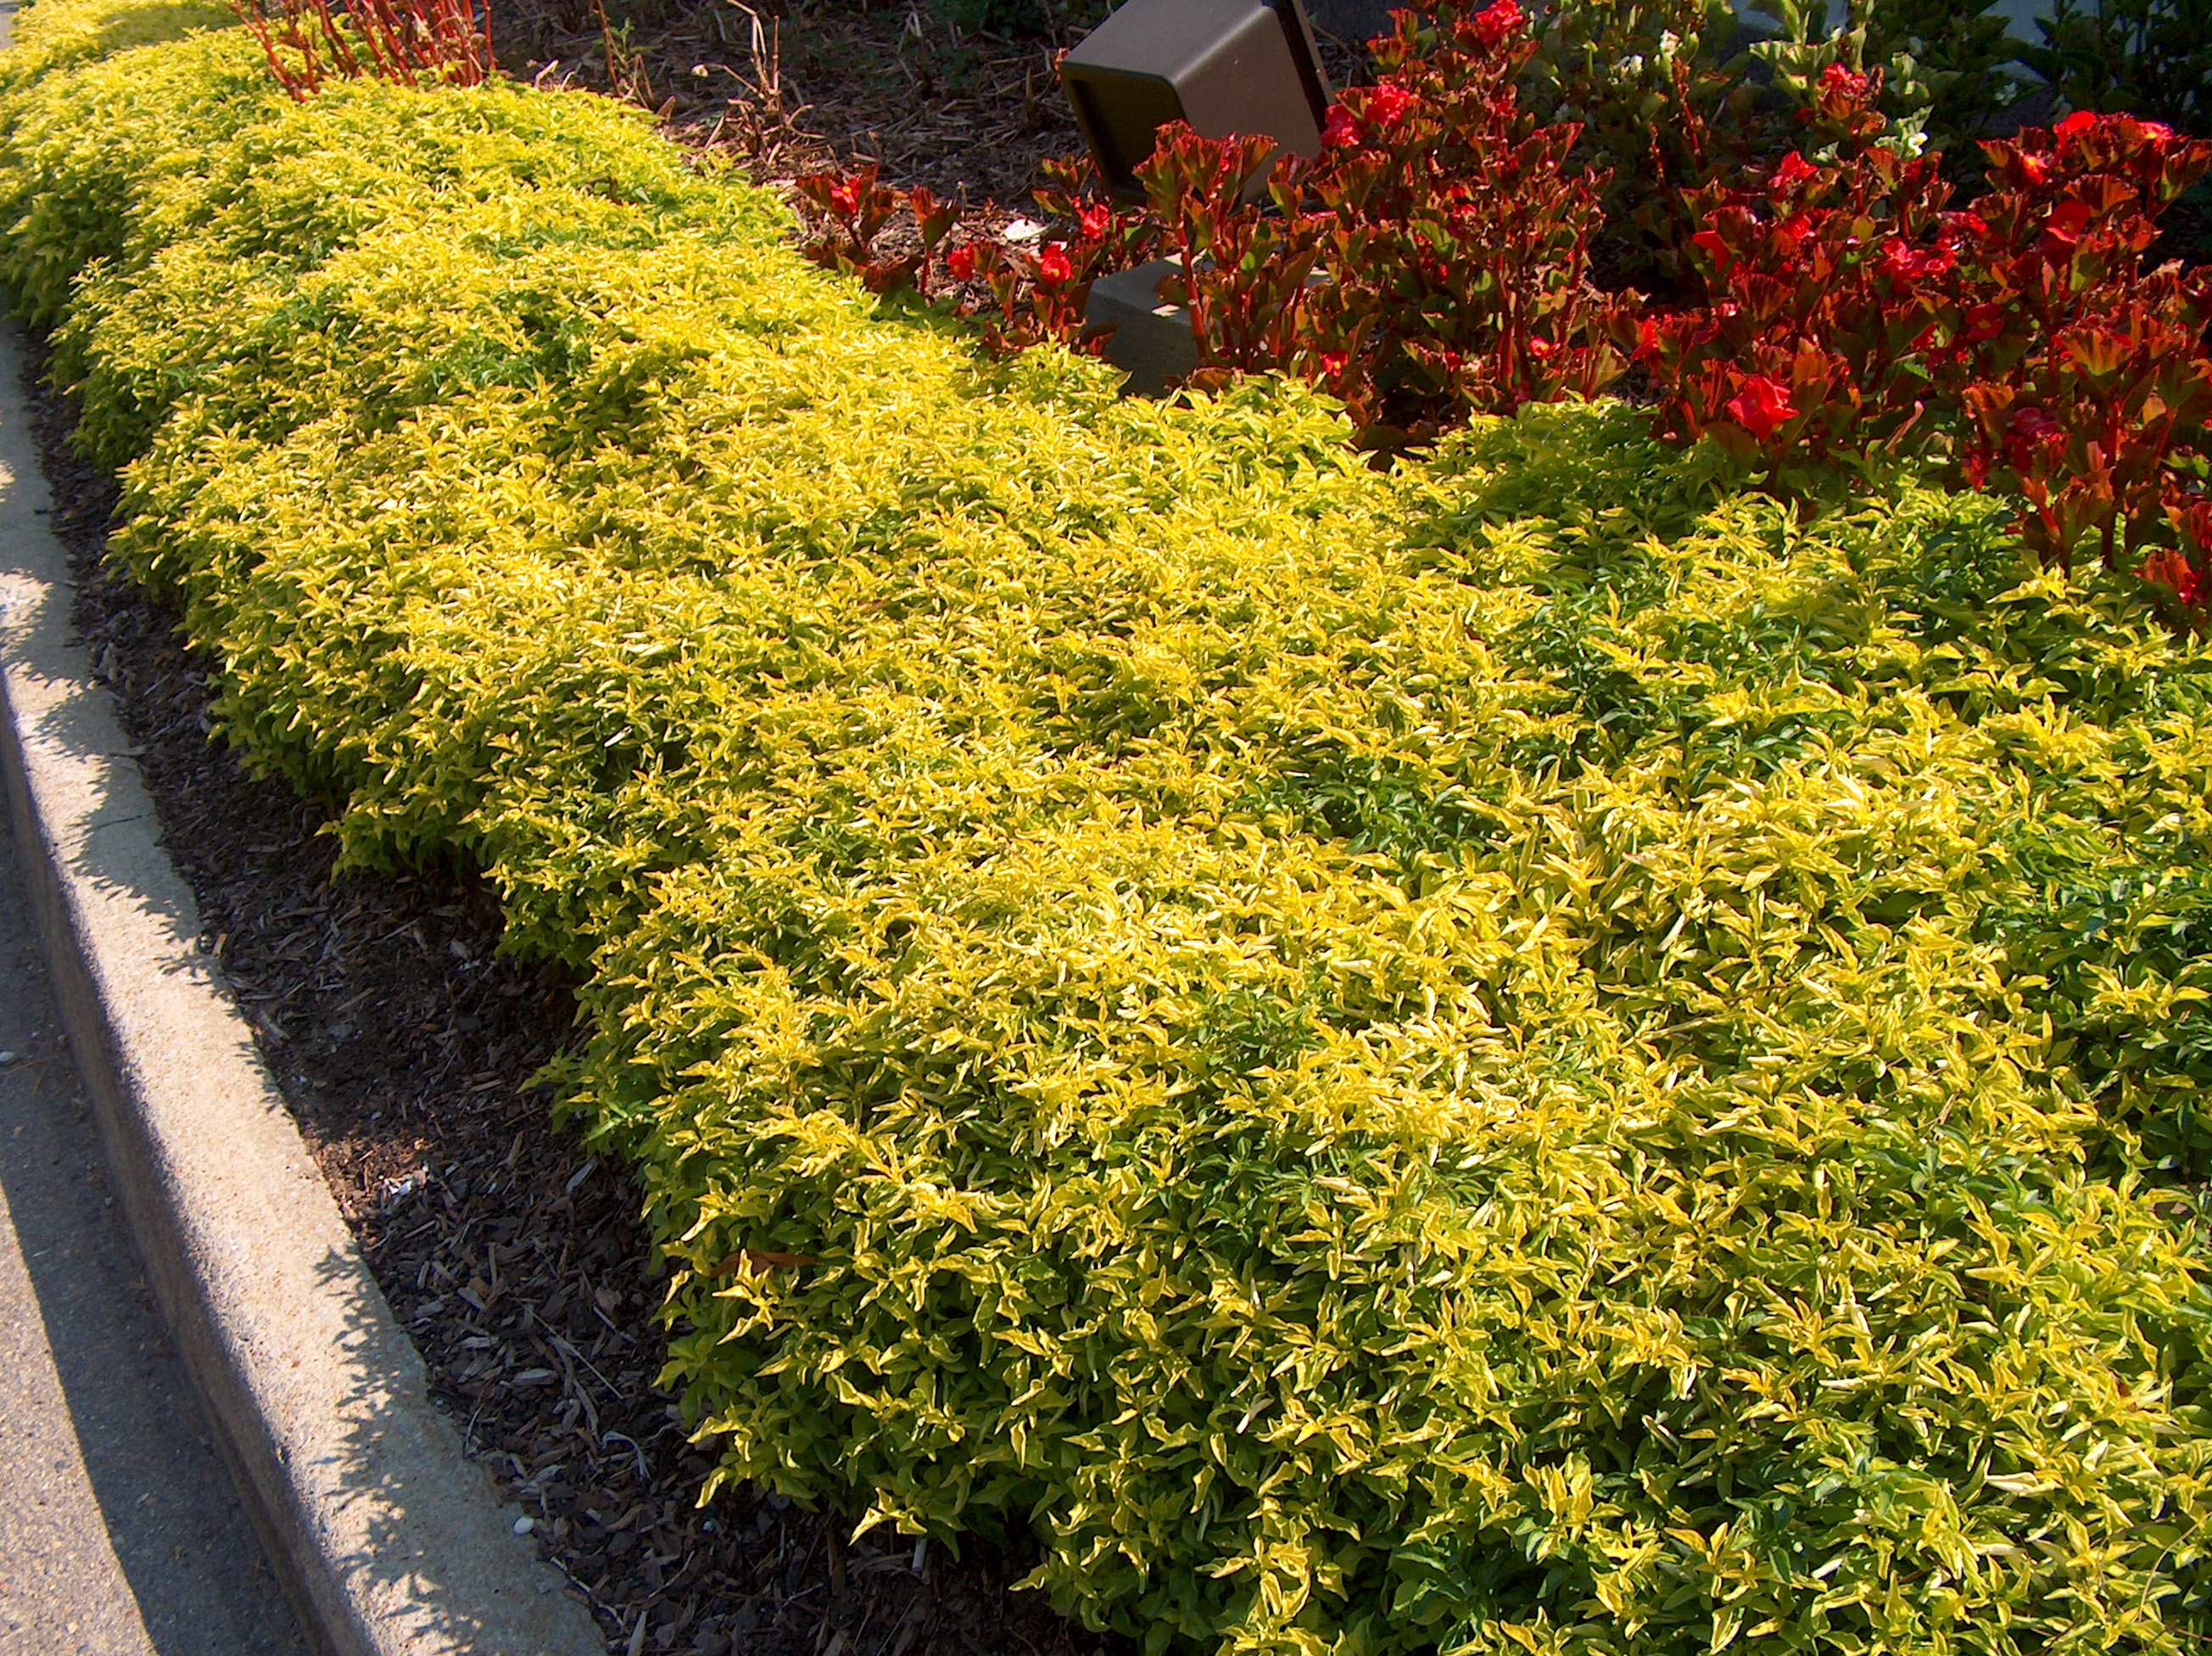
[0,316,606,1656]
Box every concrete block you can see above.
[1086,259,1199,397]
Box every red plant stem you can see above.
[308,0,361,81]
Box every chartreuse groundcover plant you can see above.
[7,2,2212,1651]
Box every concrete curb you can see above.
[0,325,606,1656]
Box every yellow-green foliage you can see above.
[8,5,2212,1651]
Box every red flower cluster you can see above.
[1636,66,2212,613]
[1469,0,1522,47]
[1818,62,1869,101]
[1133,0,1626,442]
[1771,151,1819,191]
[780,0,2212,623]
[1724,375,1794,442]
[1635,123,1966,469]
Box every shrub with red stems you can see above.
[1632,65,1968,476]
[230,0,493,97]
[1136,0,1630,445]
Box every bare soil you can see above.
[22,338,1133,1656]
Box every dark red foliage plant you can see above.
[1138,0,1633,445]
[790,165,958,297]
[1633,65,1969,478]
[790,154,1159,356]
[1637,66,2212,622]
[1137,129,1327,380]
[1955,112,2212,595]
[230,0,493,98]
[787,1,1625,445]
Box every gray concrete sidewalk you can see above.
[0,803,304,1656]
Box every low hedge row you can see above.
[7,4,2212,1651]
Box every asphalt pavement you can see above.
[0,803,304,1656]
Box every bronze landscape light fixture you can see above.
[1059,0,1332,203]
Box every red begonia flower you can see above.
[1772,151,1819,192]
[1364,82,1417,131]
[2042,198,2094,250]
[1470,0,1524,47]
[1820,63,1870,100]
[1725,375,1796,442]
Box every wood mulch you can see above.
[501,0,1095,205]
[494,0,1377,203]
[22,333,1132,1656]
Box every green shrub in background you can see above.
[1522,0,2024,294]
[1851,0,2021,139]
[2025,0,2212,135]
[1748,0,2023,151]
[7,3,2212,1653]
[1524,0,1767,292]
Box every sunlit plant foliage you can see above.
[3,3,2212,1653]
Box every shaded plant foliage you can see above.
[2026,0,2212,137]
[1524,0,1768,293]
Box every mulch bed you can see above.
[21,338,1133,1656]
[503,0,1092,205]
[494,0,1377,204]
